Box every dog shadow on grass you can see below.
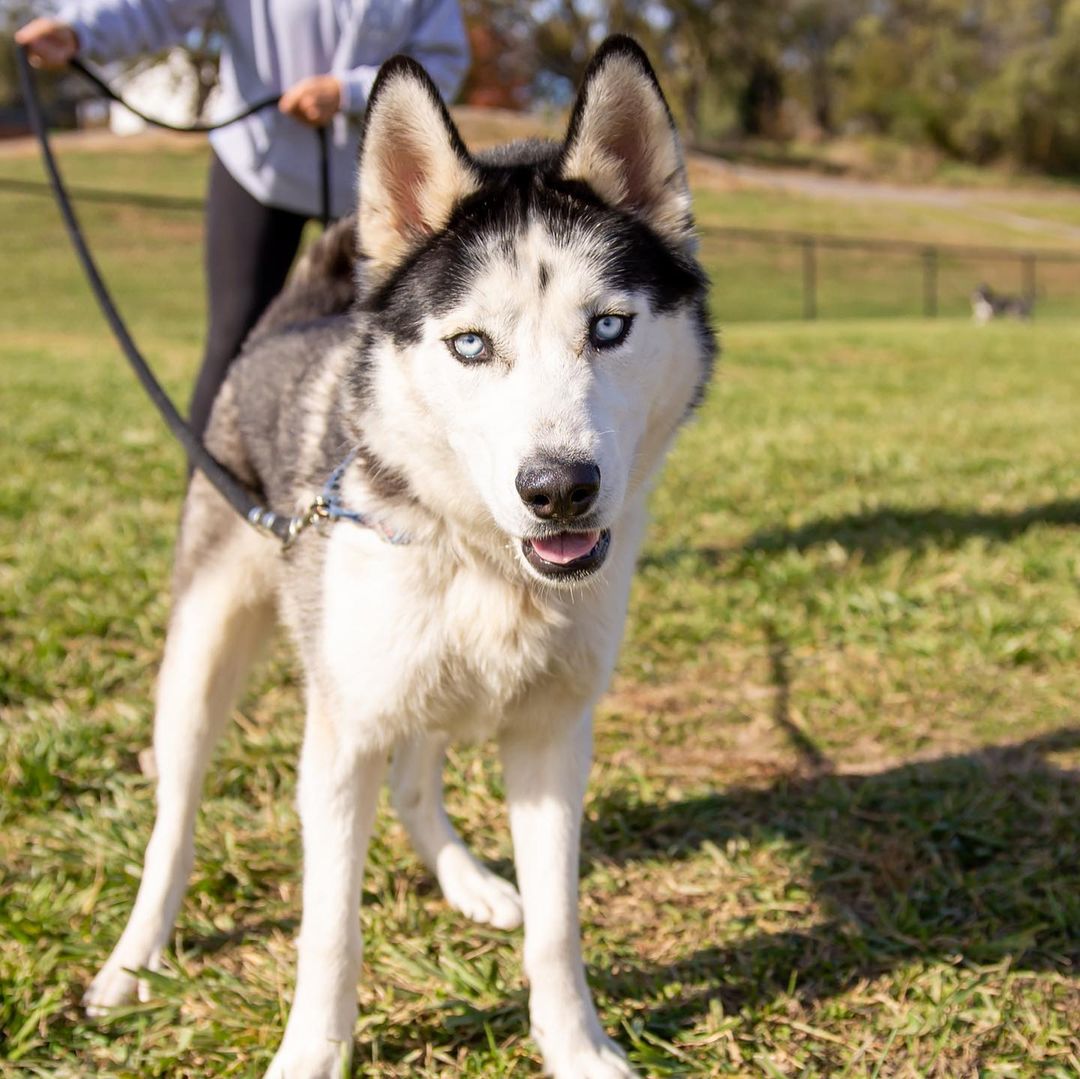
[83,735,1079,1071]
[582,724,1080,1033]
[744,499,1080,560]
[643,498,1080,568]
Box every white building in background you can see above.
[107,49,220,135]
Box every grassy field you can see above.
[2,140,1080,1077]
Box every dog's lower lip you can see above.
[521,529,611,578]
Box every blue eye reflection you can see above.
[590,314,631,347]
[450,332,488,362]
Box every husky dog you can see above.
[82,36,715,1078]
[971,283,1033,324]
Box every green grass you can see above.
[2,143,1080,1077]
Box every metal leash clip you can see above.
[247,452,410,549]
[247,499,327,548]
[285,496,332,548]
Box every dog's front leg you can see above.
[390,733,523,929]
[265,689,387,1079]
[501,714,636,1079]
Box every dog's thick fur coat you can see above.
[83,37,716,1077]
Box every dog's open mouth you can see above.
[521,529,611,579]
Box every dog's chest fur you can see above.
[312,525,613,746]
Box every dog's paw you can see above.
[264,1037,351,1079]
[540,1035,637,1079]
[436,846,523,930]
[83,943,164,1016]
[82,961,140,1016]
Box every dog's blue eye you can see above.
[449,332,488,362]
[590,314,631,347]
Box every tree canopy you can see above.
[5,0,1080,175]
[463,0,1080,175]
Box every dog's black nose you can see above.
[516,460,601,520]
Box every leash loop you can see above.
[66,56,332,226]
[69,57,280,132]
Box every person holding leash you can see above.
[17,0,469,437]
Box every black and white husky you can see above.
[83,37,716,1078]
[971,283,1033,324]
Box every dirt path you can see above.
[0,128,200,158]
[706,159,1080,242]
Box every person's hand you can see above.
[279,75,341,127]
[15,18,80,70]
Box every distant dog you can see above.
[82,36,716,1078]
[971,283,1032,324]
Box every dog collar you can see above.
[252,451,411,548]
[318,452,411,545]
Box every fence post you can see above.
[802,238,817,320]
[1022,254,1037,309]
[922,247,938,317]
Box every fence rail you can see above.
[698,225,1080,322]
[5,171,1080,321]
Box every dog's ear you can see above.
[356,57,479,272]
[559,36,693,251]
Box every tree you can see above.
[460,0,534,108]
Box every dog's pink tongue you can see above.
[531,530,600,565]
